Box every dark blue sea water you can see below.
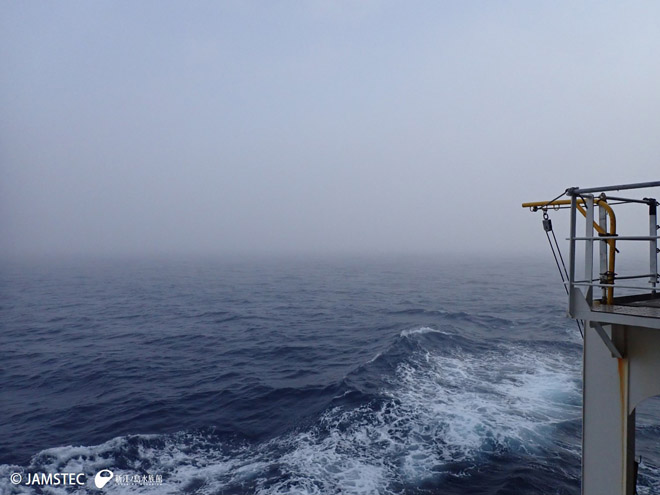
[1,255,659,494]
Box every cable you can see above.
[551,228,570,286]
[543,211,584,339]
[537,189,570,211]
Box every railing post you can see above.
[569,193,577,316]
[585,195,595,305]
[599,201,608,303]
[650,200,658,294]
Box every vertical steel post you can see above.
[569,193,578,316]
[650,201,658,294]
[585,195,595,305]
[599,201,608,302]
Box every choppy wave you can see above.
[1,328,587,494]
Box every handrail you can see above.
[567,181,660,195]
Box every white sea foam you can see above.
[388,344,582,477]
[400,326,452,337]
[638,459,660,495]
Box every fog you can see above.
[2,1,659,258]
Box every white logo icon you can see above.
[94,469,114,489]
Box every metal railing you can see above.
[565,182,659,309]
[523,181,660,311]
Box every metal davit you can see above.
[523,180,660,495]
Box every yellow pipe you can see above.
[522,198,616,303]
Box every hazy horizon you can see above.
[2,1,660,259]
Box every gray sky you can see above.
[2,1,659,258]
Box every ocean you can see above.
[1,255,659,494]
